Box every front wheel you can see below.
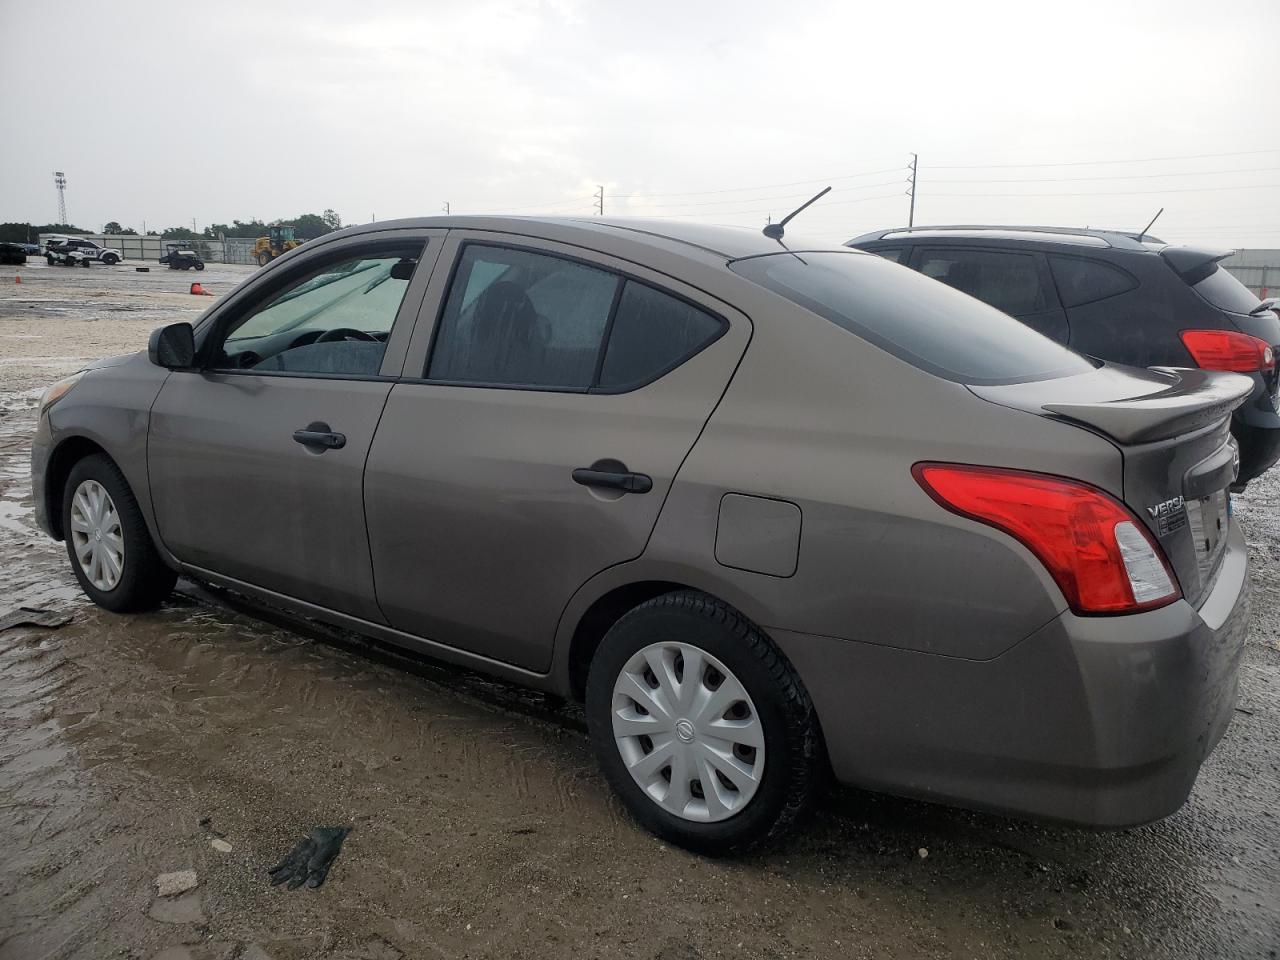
[194,262,204,271]
[46,254,55,265]
[257,252,271,267]
[586,591,823,854]
[102,254,119,265]
[62,454,177,612]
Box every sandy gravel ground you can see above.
[0,257,1278,959]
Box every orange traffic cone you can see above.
[190,282,212,296]
[14,274,20,284]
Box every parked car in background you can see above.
[158,241,205,271]
[31,217,1252,852]
[0,242,27,265]
[46,237,122,266]
[16,242,40,256]
[848,226,1280,486]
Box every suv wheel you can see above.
[102,253,119,265]
[586,591,822,854]
[62,454,177,612]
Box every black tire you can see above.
[62,454,177,613]
[46,254,55,265]
[257,252,271,267]
[194,262,204,271]
[586,590,823,854]
[102,254,119,265]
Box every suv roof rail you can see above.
[848,224,1164,249]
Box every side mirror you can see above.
[148,322,196,369]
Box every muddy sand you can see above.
[1,259,1278,959]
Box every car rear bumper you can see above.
[774,521,1250,827]
[1231,408,1280,484]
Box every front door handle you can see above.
[293,423,346,450]
[572,465,652,494]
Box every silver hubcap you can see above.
[611,641,765,822]
[70,479,124,591]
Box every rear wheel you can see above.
[586,591,823,854]
[62,454,176,612]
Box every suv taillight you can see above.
[1179,329,1275,373]
[912,463,1181,615]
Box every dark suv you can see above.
[847,226,1280,485]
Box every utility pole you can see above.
[907,153,918,228]
[442,202,450,215]
[53,171,68,224]
[191,218,197,234]
[594,185,604,216]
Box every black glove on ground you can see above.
[268,825,351,890]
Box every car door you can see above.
[911,245,1069,343]
[147,229,445,621]
[363,233,751,671]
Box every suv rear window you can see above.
[1192,266,1262,315]
[729,251,1094,385]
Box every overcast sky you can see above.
[3,0,1278,246]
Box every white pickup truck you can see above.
[45,237,122,266]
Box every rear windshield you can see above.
[729,251,1095,385]
[1192,266,1262,315]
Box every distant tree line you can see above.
[0,222,92,243]
[0,210,343,244]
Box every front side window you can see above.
[213,245,422,376]
[730,251,1093,385]
[427,244,725,391]
[917,248,1048,316]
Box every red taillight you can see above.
[912,463,1181,615]
[1179,329,1275,373]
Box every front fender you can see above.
[41,353,176,565]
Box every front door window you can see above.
[212,246,423,376]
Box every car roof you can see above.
[847,225,1164,251]
[330,215,840,261]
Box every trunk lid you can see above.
[970,363,1252,606]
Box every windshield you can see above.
[1192,265,1262,315]
[729,251,1095,385]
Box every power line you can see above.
[614,180,905,210]
[650,193,904,218]
[609,166,905,200]
[930,148,1280,170]
[926,182,1280,198]
[466,194,596,214]
[930,165,1280,184]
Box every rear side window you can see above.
[1192,266,1263,315]
[916,248,1048,316]
[428,244,725,391]
[1049,256,1137,307]
[429,245,617,388]
[599,283,723,389]
[729,251,1094,385]
[868,247,906,264]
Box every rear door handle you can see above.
[293,424,346,450]
[572,467,652,494]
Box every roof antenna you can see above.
[1135,207,1163,242]
[763,186,831,240]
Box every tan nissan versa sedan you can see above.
[32,216,1251,853]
